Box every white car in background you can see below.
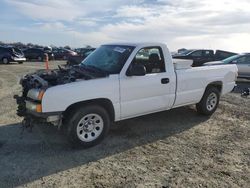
[205,53,250,79]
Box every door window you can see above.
[190,50,202,57]
[203,50,213,57]
[236,56,250,64]
[34,49,42,53]
[0,48,8,53]
[132,47,165,74]
[245,56,250,64]
[25,49,33,53]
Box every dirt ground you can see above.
[0,61,249,188]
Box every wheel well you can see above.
[206,81,223,93]
[63,98,115,122]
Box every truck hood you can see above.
[20,65,108,97]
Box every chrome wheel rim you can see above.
[76,113,104,142]
[206,92,217,111]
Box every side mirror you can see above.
[126,64,146,76]
[231,60,237,64]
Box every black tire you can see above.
[65,105,110,148]
[196,87,220,115]
[18,61,23,64]
[2,57,9,64]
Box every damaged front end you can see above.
[14,65,107,129]
[14,71,50,129]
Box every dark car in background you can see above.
[67,48,95,66]
[0,46,26,64]
[23,48,54,61]
[53,48,77,60]
[204,53,250,79]
[173,49,237,67]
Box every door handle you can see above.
[161,78,170,84]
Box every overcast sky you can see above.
[1,0,250,52]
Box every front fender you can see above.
[42,75,120,113]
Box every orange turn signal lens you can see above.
[36,104,42,113]
[38,90,45,100]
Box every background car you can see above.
[204,53,250,79]
[53,48,77,60]
[67,48,95,66]
[0,46,26,64]
[23,48,54,61]
[173,49,237,67]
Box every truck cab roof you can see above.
[103,42,167,48]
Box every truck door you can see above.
[119,46,175,119]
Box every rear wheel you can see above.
[196,87,220,115]
[18,61,23,64]
[2,57,9,64]
[65,105,110,148]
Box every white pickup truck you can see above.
[15,43,238,148]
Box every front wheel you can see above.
[2,57,9,64]
[66,105,110,148]
[196,87,220,115]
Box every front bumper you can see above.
[25,108,62,126]
[26,108,62,119]
[26,101,62,124]
[12,57,26,62]
[15,95,62,125]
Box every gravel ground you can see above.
[0,61,249,188]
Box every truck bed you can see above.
[173,64,237,107]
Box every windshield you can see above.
[13,48,23,54]
[222,54,240,64]
[80,45,135,74]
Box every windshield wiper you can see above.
[71,65,94,79]
[81,64,109,76]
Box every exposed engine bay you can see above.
[14,65,108,118]
[22,65,107,93]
